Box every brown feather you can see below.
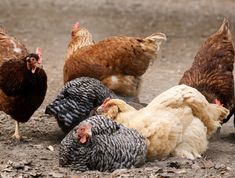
[0,55,47,123]
[64,23,166,97]
[64,34,166,96]
[0,27,28,65]
[0,26,47,140]
[179,19,235,122]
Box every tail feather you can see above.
[45,98,89,133]
[179,86,229,137]
[144,32,167,51]
[218,18,230,33]
[0,25,7,35]
[217,18,232,41]
[222,106,235,123]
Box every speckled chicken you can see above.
[179,19,235,125]
[64,22,166,98]
[59,115,147,172]
[45,77,145,133]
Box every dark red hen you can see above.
[179,18,235,125]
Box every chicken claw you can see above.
[11,121,22,140]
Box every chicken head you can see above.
[97,98,120,119]
[26,47,43,73]
[75,122,92,144]
[71,21,80,36]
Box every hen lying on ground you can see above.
[64,22,166,98]
[179,19,235,126]
[59,115,147,172]
[97,85,228,160]
[0,26,47,140]
[45,77,146,133]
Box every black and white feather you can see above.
[59,115,147,172]
[45,77,118,133]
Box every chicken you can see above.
[63,22,166,97]
[59,115,147,172]
[0,27,47,140]
[179,19,235,125]
[45,77,145,133]
[97,85,228,160]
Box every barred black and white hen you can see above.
[59,115,147,172]
[45,77,145,133]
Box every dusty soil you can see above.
[1,0,235,177]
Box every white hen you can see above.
[97,85,228,160]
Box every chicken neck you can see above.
[111,99,137,112]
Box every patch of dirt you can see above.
[0,0,235,177]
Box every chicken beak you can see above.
[87,130,92,137]
[96,105,103,115]
[79,130,92,144]
[31,62,43,74]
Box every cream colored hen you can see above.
[97,85,228,160]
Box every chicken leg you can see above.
[12,121,21,140]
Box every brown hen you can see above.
[179,19,235,124]
[64,22,166,98]
[0,27,47,140]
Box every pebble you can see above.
[47,145,55,151]
[49,172,64,178]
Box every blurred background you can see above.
[0,0,234,103]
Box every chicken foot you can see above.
[12,121,22,140]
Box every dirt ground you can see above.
[1,0,235,177]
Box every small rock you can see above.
[22,160,32,166]
[24,165,31,171]
[176,169,187,174]
[202,160,214,169]
[215,163,226,170]
[226,166,232,171]
[7,160,13,165]
[167,161,181,169]
[30,171,42,177]
[34,144,44,149]
[47,145,54,151]
[220,170,227,175]
[155,168,164,174]
[49,172,64,178]
[191,163,200,170]
[2,168,12,172]
[12,162,25,170]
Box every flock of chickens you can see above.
[0,18,234,172]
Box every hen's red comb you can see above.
[72,21,80,32]
[214,99,223,106]
[103,98,111,105]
